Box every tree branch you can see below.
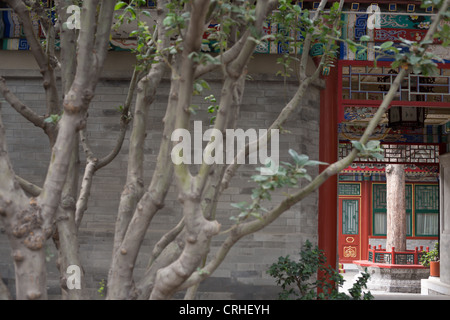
[5,0,60,116]
[74,159,96,228]
[219,0,343,193]
[96,67,138,170]
[193,29,250,79]
[15,175,42,197]
[0,77,46,129]
[38,0,116,235]
[56,0,78,96]
[299,0,328,80]
[107,0,172,300]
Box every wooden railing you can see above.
[368,244,428,265]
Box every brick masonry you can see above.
[0,66,321,299]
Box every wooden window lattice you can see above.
[339,183,361,196]
[415,185,439,211]
[372,183,413,236]
[339,143,440,165]
[342,199,359,235]
[415,184,439,236]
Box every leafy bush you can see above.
[267,240,373,300]
[420,242,440,267]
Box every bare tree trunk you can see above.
[0,0,116,300]
[0,108,48,300]
[53,138,86,300]
[385,164,406,252]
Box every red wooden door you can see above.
[338,197,361,263]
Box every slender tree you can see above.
[0,0,117,299]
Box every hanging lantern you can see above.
[388,106,426,131]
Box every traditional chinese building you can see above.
[316,0,450,295]
[333,3,448,264]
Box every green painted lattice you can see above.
[372,183,439,237]
[415,185,439,211]
[342,199,359,235]
[415,184,439,236]
[339,183,361,196]
[372,184,413,236]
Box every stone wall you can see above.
[0,52,322,299]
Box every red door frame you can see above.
[339,195,362,262]
[337,181,371,264]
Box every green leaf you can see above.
[288,149,309,166]
[252,174,270,182]
[359,35,370,42]
[238,211,248,218]
[114,1,128,10]
[370,153,385,160]
[44,114,61,124]
[230,202,248,210]
[380,41,394,50]
[304,160,328,166]
[163,16,174,27]
[351,141,364,151]
[365,140,380,150]
[250,212,263,220]
[391,60,402,69]
[408,55,421,65]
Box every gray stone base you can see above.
[354,261,430,293]
[421,277,450,296]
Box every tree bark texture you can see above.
[385,164,406,252]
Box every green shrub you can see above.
[267,240,373,300]
[420,242,439,267]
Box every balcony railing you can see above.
[341,64,450,104]
[338,61,450,123]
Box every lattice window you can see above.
[372,184,387,211]
[342,199,359,235]
[339,183,361,196]
[372,183,413,236]
[415,185,439,211]
[341,65,450,103]
[415,184,439,236]
[339,142,441,165]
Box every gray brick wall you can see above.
[0,70,321,299]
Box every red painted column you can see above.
[361,180,371,260]
[318,64,339,283]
